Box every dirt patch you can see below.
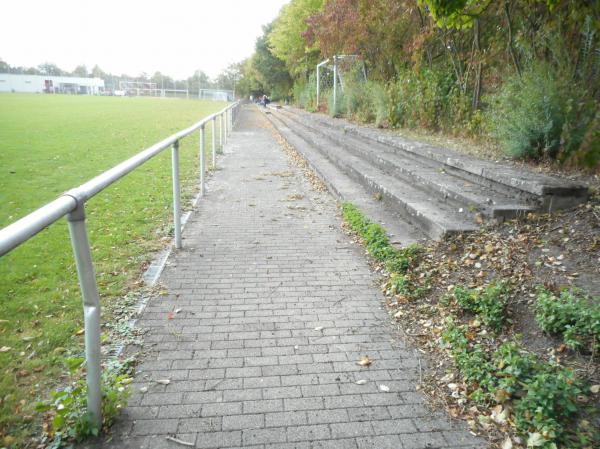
[365,193,600,448]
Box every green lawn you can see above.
[0,93,227,443]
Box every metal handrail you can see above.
[0,100,241,427]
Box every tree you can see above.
[187,70,211,94]
[251,23,293,98]
[72,64,88,77]
[91,65,106,79]
[38,63,65,76]
[269,0,325,78]
[214,63,241,91]
[0,58,10,73]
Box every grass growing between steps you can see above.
[341,202,600,449]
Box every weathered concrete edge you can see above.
[285,106,589,201]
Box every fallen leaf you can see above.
[314,326,324,331]
[527,432,545,447]
[494,388,511,403]
[174,308,182,314]
[491,405,509,424]
[590,385,599,394]
[357,356,373,367]
[0,346,12,352]
[379,384,390,392]
[502,437,513,449]
[139,386,148,393]
[75,328,85,336]
[155,379,170,385]
[355,379,368,385]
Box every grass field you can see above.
[0,93,227,443]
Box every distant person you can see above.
[261,94,270,107]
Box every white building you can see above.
[0,73,104,94]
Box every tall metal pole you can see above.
[67,204,102,428]
[200,125,206,196]
[333,56,337,116]
[171,141,182,249]
[211,117,217,168]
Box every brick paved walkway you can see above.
[94,107,483,449]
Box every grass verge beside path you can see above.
[0,93,226,445]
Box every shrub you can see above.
[327,89,346,117]
[387,67,473,134]
[535,288,600,352]
[293,75,318,112]
[449,283,509,331]
[441,320,595,448]
[369,82,389,128]
[487,63,570,159]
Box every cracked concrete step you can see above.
[268,110,478,240]
[284,107,588,212]
[266,111,426,246]
[277,107,537,221]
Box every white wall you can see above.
[0,74,104,94]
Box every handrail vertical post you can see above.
[228,108,232,135]
[211,116,217,168]
[67,204,102,428]
[223,111,228,145]
[200,124,206,196]
[171,141,182,249]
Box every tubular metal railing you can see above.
[0,100,241,427]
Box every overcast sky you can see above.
[0,0,290,79]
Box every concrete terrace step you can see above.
[267,110,478,240]
[265,111,426,246]
[284,107,588,212]
[276,108,538,221]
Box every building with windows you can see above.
[0,73,104,94]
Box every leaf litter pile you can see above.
[343,191,600,449]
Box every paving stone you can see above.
[222,414,264,431]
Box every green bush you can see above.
[535,288,600,352]
[487,63,569,159]
[387,67,473,134]
[385,244,421,274]
[327,89,346,117]
[293,75,318,112]
[369,82,389,128]
[441,320,595,448]
[449,283,509,331]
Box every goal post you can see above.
[119,80,160,97]
[315,55,365,115]
[199,89,234,102]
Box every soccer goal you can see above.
[161,89,189,99]
[119,80,160,97]
[199,89,234,102]
[316,55,366,113]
